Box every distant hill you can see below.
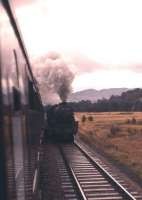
[68,88,128,102]
[67,88,142,112]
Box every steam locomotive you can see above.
[45,102,78,142]
[0,1,44,200]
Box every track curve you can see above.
[40,142,142,200]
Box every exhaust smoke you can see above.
[33,52,75,104]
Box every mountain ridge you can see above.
[68,88,129,102]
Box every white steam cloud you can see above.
[33,52,75,104]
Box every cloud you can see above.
[32,51,142,97]
[127,64,142,73]
[12,0,36,7]
[62,52,105,74]
[73,69,142,91]
[107,63,142,73]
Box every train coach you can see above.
[0,1,44,200]
[45,102,78,143]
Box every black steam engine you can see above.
[45,102,78,142]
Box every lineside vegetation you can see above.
[75,112,142,183]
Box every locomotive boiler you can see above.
[45,102,78,142]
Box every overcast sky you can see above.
[13,0,142,91]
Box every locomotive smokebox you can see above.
[45,102,78,142]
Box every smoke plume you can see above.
[33,52,75,104]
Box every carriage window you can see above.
[28,79,33,108]
[13,50,21,111]
[28,79,41,110]
[13,49,19,87]
[13,86,21,111]
[28,79,36,109]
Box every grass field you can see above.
[75,112,142,181]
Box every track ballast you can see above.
[40,141,142,200]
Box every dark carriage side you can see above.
[0,1,44,200]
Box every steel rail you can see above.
[75,140,136,200]
[59,145,87,200]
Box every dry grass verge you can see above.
[75,112,142,184]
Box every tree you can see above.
[88,116,93,121]
[82,115,86,122]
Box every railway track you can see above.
[41,141,142,200]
